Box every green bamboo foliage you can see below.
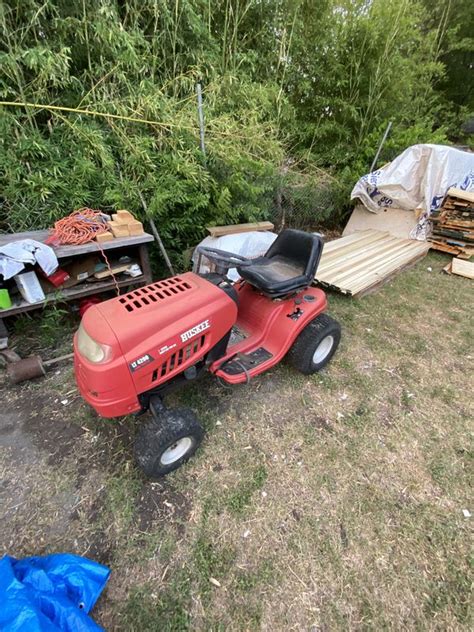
[0,0,470,265]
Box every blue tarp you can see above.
[0,554,110,632]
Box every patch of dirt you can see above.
[83,529,114,567]
[310,415,333,432]
[0,384,84,466]
[1,253,473,631]
[135,481,191,534]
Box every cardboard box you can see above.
[95,231,114,243]
[108,221,130,238]
[61,256,100,288]
[128,220,144,236]
[117,209,134,222]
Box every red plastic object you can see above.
[41,268,70,287]
[79,297,101,318]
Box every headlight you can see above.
[77,322,110,363]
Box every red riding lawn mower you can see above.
[74,229,341,477]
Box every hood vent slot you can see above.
[119,277,193,312]
[151,335,206,383]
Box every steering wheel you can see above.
[196,246,253,268]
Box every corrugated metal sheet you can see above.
[315,230,430,297]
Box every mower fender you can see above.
[74,353,141,417]
[211,284,328,384]
[74,306,141,418]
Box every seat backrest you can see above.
[265,229,323,278]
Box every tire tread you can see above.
[134,408,204,478]
[287,313,341,375]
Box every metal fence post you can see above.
[370,121,392,172]
[196,83,206,165]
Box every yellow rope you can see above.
[0,100,176,129]
[0,99,280,147]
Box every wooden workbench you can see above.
[0,229,154,320]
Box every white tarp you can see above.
[351,144,474,239]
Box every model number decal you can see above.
[180,319,210,343]
[129,353,154,372]
[159,343,176,355]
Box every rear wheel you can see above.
[287,313,341,375]
[134,407,204,478]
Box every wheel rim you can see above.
[312,335,334,364]
[160,437,193,465]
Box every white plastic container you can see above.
[14,271,46,304]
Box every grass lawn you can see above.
[0,251,472,630]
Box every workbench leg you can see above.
[0,317,8,350]
[138,244,153,284]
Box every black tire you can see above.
[134,408,204,478]
[287,313,341,375]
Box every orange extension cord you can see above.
[47,208,120,295]
[49,208,109,245]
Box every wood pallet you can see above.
[428,188,474,259]
[315,230,430,298]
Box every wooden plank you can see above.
[318,238,406,283]
[428,240,461,254]
[94,263,130,279]
[343,205,417,239]
[326,242,426,291]
[451,258,474,280]
[320,232,392,263]
[317,235,400,275]
[320,240,422,287]
[0,229,154,257]
[352,250,428,298]
[348,244,429,294]
[315,230,429,297]
[0,275,147,318]
[322,230,386,253]
[206,222,274,237]
[447,188,474,204]
[432,228,474,243]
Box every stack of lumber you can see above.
[315,230,430,298]
[428,188,474,259]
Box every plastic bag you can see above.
[193,231,277,281]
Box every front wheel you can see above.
[134,408,204,478]
[287,313,341,375]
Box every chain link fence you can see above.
[261,166,348,232]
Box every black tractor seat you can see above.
[237,229,323,298]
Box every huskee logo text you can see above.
[180,319,210,343]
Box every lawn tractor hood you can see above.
[74,272,237,417]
